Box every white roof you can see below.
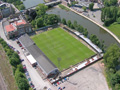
[79,35,102,53]
[26,54,37,65]
[74,31,80,36]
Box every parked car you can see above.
[30,82,35,88]
[19,43,22,47]
[23,65,27,72]
[20,59,24,62]
[16,50,20,54]
[16,40,20,44]
[25,72,29,76]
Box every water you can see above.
[21,0,45,9]
[47,8,120,47]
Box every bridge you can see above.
[26,0,61,10]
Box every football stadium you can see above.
[31,27,95,71]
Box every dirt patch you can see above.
[0,45,18,90]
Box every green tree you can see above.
[17,78,29,90]
[62,18,66,25]
[45,14,59,25]
[36,4,48,16]
[115,84,120,90]
[9,57,20,67]
[36,18,44,28]
[82,6,86,11]
[89,3,94,11]
[19,4,25,10]
[15,69,25,81]
[73,20,77,29]
[70,24,74,29]
[67,20,71,27]
[83,28,88,37]
[103,44,120,69]
[117,17,120,24]
[17,64,24,73]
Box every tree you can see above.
[117,17,120,24]
[82,6,86,12]
[67,20,71,27]
[29,9,37,20]
[115,84,120,90]
[70,24,74,29]
[36,17,44,28]
[62,18,66,25]
[17,78,29,90]
[73,20,77,29]
[36,4,48,16]
[45,14,59,25]
[17,64,24,73]
[89,3,94,11]
[19,4,25,10]
[103,44,120,69]
[83,28,88,37]
[15,69,25,81]
[9,57,20,67]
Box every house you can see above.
[5,19,32,39]
[0,3,14,19]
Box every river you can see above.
[47,7,120,47]
[21,0,45,9]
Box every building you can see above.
[4,14,32,39]
[0,3,14,19]
[18,34,59,78]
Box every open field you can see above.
[107,23,120,39]
[32,28,95,70]
[0,45,17,90]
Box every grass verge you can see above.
[106,23,120,39]
[58,4,70,11]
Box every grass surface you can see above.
[58,4,70,11]
[32,28,95,70]
[107,23,120,39]
[0,45,17,90]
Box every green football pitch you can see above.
[32,28,95,71]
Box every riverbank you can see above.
[61,4,120,44]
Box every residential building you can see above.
[5,14,32,39]
[0,3,14,19]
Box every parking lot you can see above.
[55,61,109,90]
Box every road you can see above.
[0,20,55,90]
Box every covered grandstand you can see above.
[18,34,59,77]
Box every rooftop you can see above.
[5,19,26,33]
[14,20,26,26]
[18,34,58,76]
[5,24,16,32]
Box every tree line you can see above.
[26,4,60,30]
[101,0,119,26]
[61,18,105,52]
[0,38,31,90]
[2,0,25,10]
[103,44,120,90]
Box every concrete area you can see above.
[56,61,109,90]
[88,10,104,25]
